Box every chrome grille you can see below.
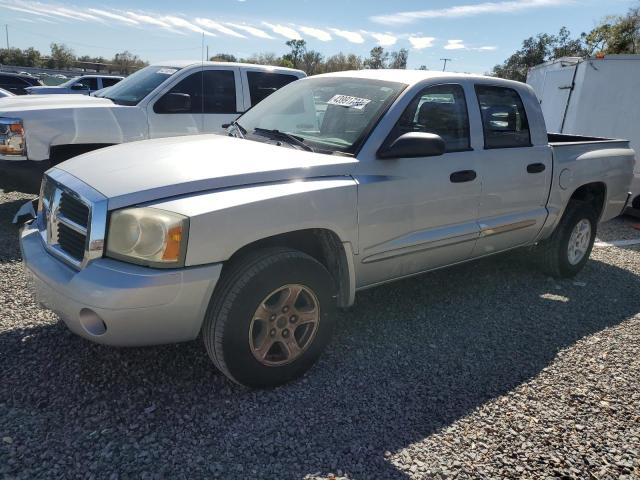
[38,170,108,269]
[59,192,89,228]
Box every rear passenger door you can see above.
[241,70,300,108]
[472,84,552,257]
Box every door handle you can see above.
[450,170,477,183]
[527,163,546,173]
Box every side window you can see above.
[475,85,531,149]
[154,72,203,114]
[247,72,298,105]
[387,84,470,152]
[203,70,237,114]
[101,77,121,88]
[0,76,26,86]
[75,78,98,90]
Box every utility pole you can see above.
[440,58,451,71]
[5,25,9,50]
[206,45,209,61]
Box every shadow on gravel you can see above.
[1,252,639,479]
[0,197,33,262]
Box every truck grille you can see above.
[57,223,87,261]
[59,192,89,228]
[40,177,92,267]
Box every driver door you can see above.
[354,84,481,288]
[147,70,204,139]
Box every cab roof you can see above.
[158,60,306,76]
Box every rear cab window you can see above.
[475,85,531,149]
[247,72,299,105]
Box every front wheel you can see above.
[202,247,336,388]
[536,200,598,278]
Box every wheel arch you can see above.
[568,181,607,221]
[219,228,356,308]
[49,143,115,166]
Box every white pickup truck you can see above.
[20,70,635,388]
[0,61,304,192]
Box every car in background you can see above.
[0,61,305,192]
[0,72,43,95]
[0,88,15,98]
[25,75,124,95]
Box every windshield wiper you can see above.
[253,127,314,152]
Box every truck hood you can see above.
[54,134,358,209]
[0,94,112,112]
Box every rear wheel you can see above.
[536,200,598,278]
[202,247,336,388]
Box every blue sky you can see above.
[0,0,636,73]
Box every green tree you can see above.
[283,39,307,69]
[389,48,409,69]
[112,51,146,74]
[210,53,238,62]
[48,43,75,69]
[583,6,640,54]
[301,50,323,75]
[364,46,388,69]
[324,52,363,72]
[491,28,586,81]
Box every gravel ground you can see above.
[1,190,639,480]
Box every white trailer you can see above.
[527,54,640,212]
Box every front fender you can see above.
[149,177,359,266]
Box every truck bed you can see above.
[548,132,626,145]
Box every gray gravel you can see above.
[1,189,639,480]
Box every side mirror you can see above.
[378,132,446,159]
[157,93,192,113]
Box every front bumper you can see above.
[19,223,222,346]
[0,159,49,193]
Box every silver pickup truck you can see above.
[20,70,635,388]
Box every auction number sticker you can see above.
[157,68,178,75]
[327,95,371,110]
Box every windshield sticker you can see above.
[327,95,372,110]
[157,68,178,75]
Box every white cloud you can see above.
[408,36,436,49]
[445,39,466,50]
[369,32,397,46]
[195,18,245,38]
[371,0,571,25]
[263,22,302,40]
[328,28,365,44]
[226,23,274,39]
[476,45,498,51]
[125,12,172,29]
[298,26,332,42]
[163,15,216,36]
[88,8,139,25]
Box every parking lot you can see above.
[1,189,639,479]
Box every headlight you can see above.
[106,207,189,268]
[0,117,26,156]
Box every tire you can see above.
[537,200,598,278]
[202,247,336,388]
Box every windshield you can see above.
[235,77,406,154]
[95,65,181,106]
[59,77,81,88]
